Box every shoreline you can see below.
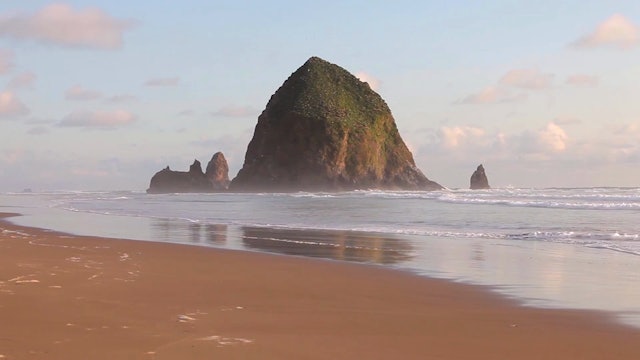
[1,212,640,359]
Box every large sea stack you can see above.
[470,164,490,189]
[230,57,442,191]
[147,152,230,193]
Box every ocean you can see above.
[2,187,639,327]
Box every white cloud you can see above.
[211,105,257,118]
[0,49,14,74]
[0,91,29,118]
[458,86,526,104]
[499,69,554,90]
[7,72,36,89]
[58,110,136,129]
[144,77,180,87]
[0,3,133,49]
[65,85,102,101]
[572,14,639,49]
[426,122,569,161]
[507,123,569,158]
[355,71,380,91]
[439,126,486,149]
[565,74,599,87]
[537,122,568,152]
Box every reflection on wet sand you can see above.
[149,219,412,265]
[241,227,413,265]
[205,224,228,244]
[151,219,228,245]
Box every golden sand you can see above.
[1,213,638,359]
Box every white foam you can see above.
[14,279,39,284]
[8,275,35,282]
[177,314,196,322]
[198,335,253,345]
[1,229,30,237]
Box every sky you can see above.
[0,1,639,191]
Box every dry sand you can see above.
[1,212,639,359]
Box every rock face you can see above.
[230,56,442,191]
[147,153,230,193]
[205,152,230,190]
[470,164,490,189]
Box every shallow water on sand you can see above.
[2,188,640,327]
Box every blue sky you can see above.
[1,1,639,190]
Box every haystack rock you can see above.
[147,153,230,193]
[205,152,230,190]
[230,56,442,191]
[470,164,490,189]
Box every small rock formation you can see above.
[470,164,490,189]
[147,153,230,193]
[205,152,230,190]
[230,56,442,191]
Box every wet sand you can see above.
[1,212,639,359]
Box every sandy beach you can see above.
[1,212,639,359]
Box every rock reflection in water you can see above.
[151,219,228,245]
[241,227,413,265]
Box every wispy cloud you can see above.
[7,72,36,90]
[27,126,50,135]
[572,14,639,49]
[65,85,102,101]
[58,110,136,129]
[565,74,599,87]
[0,3,134,49]
[144,77,180,87]
[105,94,137,104]
[499,69,554,90]
[211,105,258,118]
[0,91,29,118]
[178,109,195,116]
[458,68,553,105]
[613,123,640,136]
[553,116,582,125]
[457,86,526,105]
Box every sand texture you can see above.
[1,213,639,359]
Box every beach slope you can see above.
[1,213,638,359]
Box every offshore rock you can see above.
[147,159,214,194]
[205,152,230,190]
[230,56,442,191]
[470,164,490,189]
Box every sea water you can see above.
[2,187,639,326]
